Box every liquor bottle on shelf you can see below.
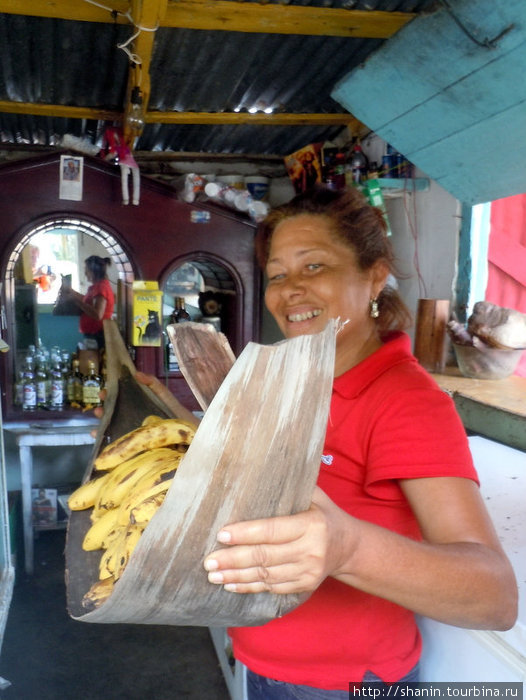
[166,297,190,373]
[82,361,102,408]
[22,356,37,411]
[50,360,65,411]
[35,352,49,409]
[66,358,84,406]
[173,297,191,323]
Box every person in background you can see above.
[104,187,517,699]
[61,255,114,348]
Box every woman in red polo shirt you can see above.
[62,255,114,349]
[200,186,518,698]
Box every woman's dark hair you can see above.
[256,186,412,333]
[85,255,111,282]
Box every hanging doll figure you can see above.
[102,127,140,205]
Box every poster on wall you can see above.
[59,155,83,201]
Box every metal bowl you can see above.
[453,343,524,380]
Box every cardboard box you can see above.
[130,281,163,346]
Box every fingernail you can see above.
[204,558,218,572]
[217,530,231,544]
[208,571,224,584]
[224,583,237,592]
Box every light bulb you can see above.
[126,86,145,135]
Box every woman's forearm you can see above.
[331,513,517,630]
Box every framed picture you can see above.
[59,155,83,201]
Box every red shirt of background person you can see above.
[61,255,114,346]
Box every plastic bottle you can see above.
[348,143,369,184]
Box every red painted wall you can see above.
[0,153,260,417]
[487,193,526,377]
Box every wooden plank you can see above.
[164,0,415,38]
[0,100,120,121]
[67,322,336,626]
[145,111,359,127]
[167,323,235,411]
[453,396,526,453]
[332,0,523,129]
[331,0,526,204]
[0,0,130,23]
[406,101,526,204]
[0,99,358,129]
[434,369,526,451]
[0,0,414,37]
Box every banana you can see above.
[101,525,127,551]
[82,577,115,610]
[112,524,144,581]
[99,533,124,580]
[141,414,165,427]
[93,448,178,515]
[82,508,120,551]
[130,492,167,527]
[93,418,196,471]
[116,470,176,527]
[68,471,112,511]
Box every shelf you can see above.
[377,178,430,197]
[433,368,526,452]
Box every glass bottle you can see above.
[67,358,84,406]
[174,297,191,323]
[35,351,49,409]
[82,361,102,408]
[22,356,37,411]
[14,368,25,408]
[50,360,65,411]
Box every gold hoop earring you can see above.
[370,298,379,318]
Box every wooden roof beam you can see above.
[0,0,415,37]
[0,99,363,130]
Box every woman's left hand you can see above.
[203,486,349,595]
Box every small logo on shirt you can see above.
[321,454,333,466]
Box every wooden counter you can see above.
[433,368,526,452]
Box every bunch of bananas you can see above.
[68,415,196,610]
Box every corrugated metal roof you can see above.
[0,0,437,156]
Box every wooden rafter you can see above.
[0,0,410,135]
[0,0,415,37]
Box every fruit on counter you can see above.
[66,416,197,611]
[93,417,196,471]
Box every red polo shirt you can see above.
[230,332,477,690]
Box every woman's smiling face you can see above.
[264,214,388,372]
